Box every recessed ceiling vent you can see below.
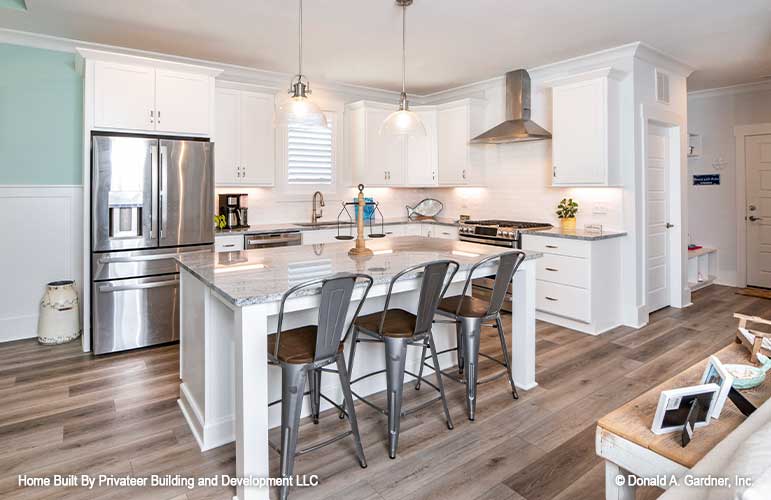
[656,69,670,104]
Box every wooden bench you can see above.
[596,342,771,499]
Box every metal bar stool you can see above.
[346,260,459,459]
[417,250,526,421]
[267,273,373,500]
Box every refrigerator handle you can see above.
[160,145,168,240]
[150,145,158,239]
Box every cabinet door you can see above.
[552,79,606,185]
[437,105,470,185]
[405,109,437,186]
[239,92,275,186]
[365,108,405,186]
[93,62,156,131]
[214,89,241,185]
[155,70,211,136]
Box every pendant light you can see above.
[275,0,327,128]
[380,0,426,136]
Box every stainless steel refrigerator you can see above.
[90,134,214,354]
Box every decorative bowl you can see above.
[725,363,766,390]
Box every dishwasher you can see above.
[244,230,302,249]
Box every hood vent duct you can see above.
[470,69,552,144]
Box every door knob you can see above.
[665,223,674,228]
[749,216,762,222]
[749,204,757,211]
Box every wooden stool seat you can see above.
[354,309,417,338]
[267,326,345,364]
[438,295,492,319]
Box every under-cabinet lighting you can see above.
[215,263,267,274]
[373,249,394,255]
[452,250,481,258]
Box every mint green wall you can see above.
[0,43,83,185]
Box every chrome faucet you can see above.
[311,191,325,224]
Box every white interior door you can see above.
[746,134,771,288]
[646,125,671,312]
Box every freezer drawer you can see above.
[92,274,179,354]
[92,244,212,282]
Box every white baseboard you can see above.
[0,185,83,344]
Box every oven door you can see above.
[245,232,302,249]
[459,235,515,248]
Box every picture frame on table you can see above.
[651,383,720,435]
[700,355,735,419]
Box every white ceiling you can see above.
[1,0,770,94]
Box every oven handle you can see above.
[245,232,302,248]
[98,278,179,293]
[459,235,515,248]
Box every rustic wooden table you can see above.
[595,342,771,499]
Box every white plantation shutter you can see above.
[287,114,335,184]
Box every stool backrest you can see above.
[276,273,373,363]
[459,250,526,317]
[380,260,459,336]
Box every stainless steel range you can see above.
[458,219,552,311]
[458,219,552,248]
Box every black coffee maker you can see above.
[218,194,248,229]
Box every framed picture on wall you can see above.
[700,355,734,419]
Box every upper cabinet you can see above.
[214,88,276,186]
[437,99,484,186]
[548,68,623,186]
[80,49,221,137]
[346,99,482,188]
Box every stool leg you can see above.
[384,337,407,459]
[414,338,429,390]
[340,327,360,419]
[279,364,308,500]
[428,332,454,430]
[461,317,482,421]
[336,352,367,468]
[309,368,321,424]
[456,320,465,377]
[496,315,518,400]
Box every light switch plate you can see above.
[593,203,608,215]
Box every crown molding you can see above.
[0,28,401,102]
[632,42,694,77]
[688,79,771,100]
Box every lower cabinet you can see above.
[522,234,622,335]
[214,234,245,252]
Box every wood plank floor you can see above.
[0,285,763,500]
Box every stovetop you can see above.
[459,219,553,240]
[462,219,553,230]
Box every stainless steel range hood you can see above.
[470,69,552,144]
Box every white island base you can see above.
[175,237,539,500]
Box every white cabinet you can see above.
[437,99,484,186]
[86,51,220,137]
[550,70,621,186]
[348,102,405,187]
[214,88,275,186]
[522,233,622,335]
[421,224,457,239]
[154,70,212,136]
[214,234,245,252]
[301,229,339,245]
[348,100,477,188]
[93,62,156,131]
[405,108,438,186]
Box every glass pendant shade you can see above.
[275,94,328,128]
[379,108,426,136]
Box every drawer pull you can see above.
[545,245,558,249]
[545,296,558,301]
[545,267,559,272]
[222,244,235,248]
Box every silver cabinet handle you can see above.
[553,165,557,178]
[149,110,154,124]
[545,267,558,272]
[462,169,467,179]
[221,244,236,248]
[545,296,558,301]
[157,110,161,124]
[545,245,558,249]
[99,279,178,293]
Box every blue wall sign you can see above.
[693,174,720,186]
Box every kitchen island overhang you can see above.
[175,236,541,500]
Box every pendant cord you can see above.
[298,0,303,77]
[401,3,406,95]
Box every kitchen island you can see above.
[175,236,541,500]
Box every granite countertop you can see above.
[177,236,541,307]
[214,217,458,236]
[523,227,627,241]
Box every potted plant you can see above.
[556,198,578,231]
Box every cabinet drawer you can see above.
[536,280,590,322]
[214,235,244,252]
[523,235,589,258]
[536,253,589,289]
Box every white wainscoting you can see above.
[0,185,83,343]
